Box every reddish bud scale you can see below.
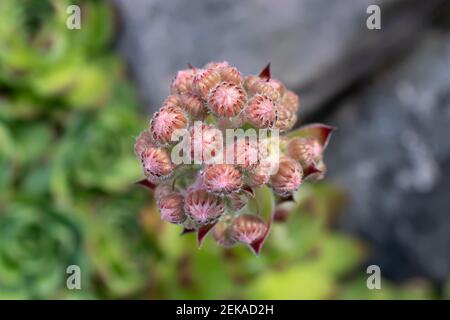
[281,90,300,113]
[287,137,323,168]
[179,93,205,118]
[158,192,186,224]
[171,69,196,94]
[269,156,303,196]
[274,105,297,132]
[245,94,277,128]
[203,164,243,194]
[184,188,225,225]
[150,105,189,146]
[230,214,268,245]
[140,147,175,182]
[163,94,181,108]
[219,66,243,85]
[207,82,247,117]
[246,162,272,187]
[193,69,222,99]
[134,130,154,156]
[245,76,280,102]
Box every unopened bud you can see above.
[244,76,280,101]
[193,68,221,98]
[203,164,243,194]
[287,137,322,168]
[171,69,196,94]
[281,90,299,113]
[245,94,277,128]
[208,82,246,117]
[230,214,268,245]
[179,93,206,118]
[158,192,186,224]
[184,188,225,225]
[140,147,175,182]
[134,130,154,156]
[269,156,303,196]
[150,105,189,146]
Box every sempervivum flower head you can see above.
[134,61,333,254]
[269,156,303,196]
[158,192,186,224]
[184,188,225,225]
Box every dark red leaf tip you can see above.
[258,63,271,81]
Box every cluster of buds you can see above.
[134,62,333,254]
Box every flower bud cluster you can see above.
[134,61,332,254]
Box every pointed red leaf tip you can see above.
[241,185,255,197]
[135,178,156,190]
[187,63,195,70]
[303,163,322,180]
[258,63,271,81]
[197,222,217,248]
[298,124,335,149]
[249,222,271,256]
[180,227,196,236]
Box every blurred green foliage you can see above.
[0,0,439,299]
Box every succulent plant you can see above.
[135,61,334,254]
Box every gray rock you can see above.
[327,31,450,282]
[113,0,444,115]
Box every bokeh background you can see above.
[0,0,449,299]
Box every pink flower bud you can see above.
[193,68,222,99]
[245,94,277,128]
[158,192,186,224]
[244,76,280,102]
[203,164,243,194]
[218,66,243,85]
[267,78,285,97]
[274,105,297,132]
[287,137,323,168]
[281,90,300,113]
[269,156,303,196]
[134,130,154,156]
[207,82,247,117]
[140,147,175,182]
[212,217,236,247]
[163,94,181,108]
[230,214,268,245]
[184,188,225,225]
[150,105,189,146]
[171,69,196,94]
[179,93,206,118]
[246,162,272,187]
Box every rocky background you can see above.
[112,0,450,285]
